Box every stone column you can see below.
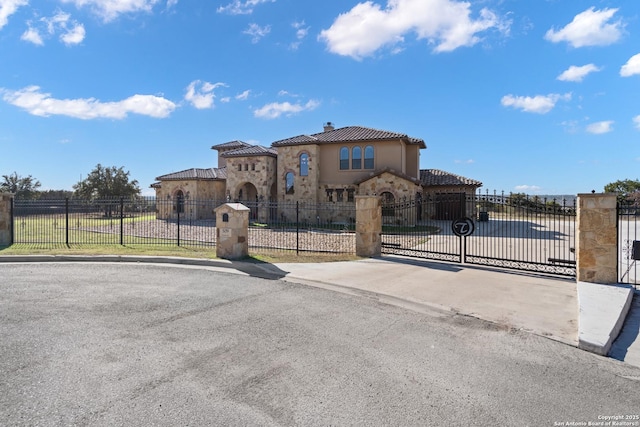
[0,193,13,246]
[576,193,617,283]
[355,196,382,257]
[214,203,250,260]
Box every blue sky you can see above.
[1,0,639,196]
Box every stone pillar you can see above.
[214,203,250,260]
[0,193,13,246]
[356,196,382,257]
[576,193,617,283]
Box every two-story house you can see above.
[152,123,482,223]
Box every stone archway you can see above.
[236,182,259,220]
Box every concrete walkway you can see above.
[1,254,638,366]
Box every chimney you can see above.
[323,122,335,132]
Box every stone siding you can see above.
[0,193,12,246]
[155,180,225,220]
[576,193,618,283]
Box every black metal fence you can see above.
[618,201,640,287]
[382,192,577,277]
[10,197,356,256]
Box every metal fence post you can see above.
[120,197,124,245]
[177,202,181,247]
[65,197,69,246]
[10,197,14,245]
[296,200,299,255]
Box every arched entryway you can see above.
[236,182,259,220]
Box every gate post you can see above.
[576,193,617,283]
[356,195,382,257]
[0,193,13,246]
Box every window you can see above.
[237,164,242,171]
[300,153,309,176]
[352,147,362,169]
[285,172,295,195]
[347,189,355,202]
[339,147,349,170]
[326,189,333,202]
[251,163,256,171]
[336,189,344,202]
[364,146,374,169]
[244,164,248,171]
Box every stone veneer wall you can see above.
[356,196,381,257]
[155,180,226,220]
[0,193,12,246]
[357,171,421,226]
[576,193,618,283]
[215,203,249,260]
[226,156,277,202]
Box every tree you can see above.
[1,172,41,199]
[604,179,640,203]
[73,165,141,217]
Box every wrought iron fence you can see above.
[381,191,577,277]
[10,197,357,256]
[467,191,576,276]
[618,201,639,288]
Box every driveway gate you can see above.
[381,193,576,277]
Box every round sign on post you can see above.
[452,217,475,237]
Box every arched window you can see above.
[285,172,295,195]
[352,146,362,169]
[300,153,309,176]
[339,147,349,170]
[364,145,374,169]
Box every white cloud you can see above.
[217,0,275,15]
[254,99,320,119]
[454,159,474,164]
[501,93,571,114]
[21,26,44,45]
[184,80,226,109]
[243,23,270,43]
[634,115,640,130]
[235,90,250,101]
[1,85,176,119]
[620,53,640,77]
[60,0,163,22]
[319,0,509,59]
[544,7,623,48]
[290,20,309,50]
[557,64,601,82]
[0,0,28,30]
[21,12,85,46]
[586,120,614,134]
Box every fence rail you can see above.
[10,197,357,256]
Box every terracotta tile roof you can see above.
[420,169,482,187]
[211,140,252,151]
[272,126,426,148]
[221,145,277,158]
[354,167,422,186]
[155,167,227,181]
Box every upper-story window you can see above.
[339,147,349,170]
[285,172,295,195]
[364,145,374,169]
[300,153,309,176]
[352,147,362,169]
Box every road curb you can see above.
[577,281,635,356]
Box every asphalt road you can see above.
[1,263,639,427]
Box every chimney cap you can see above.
[323,121,335,132]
